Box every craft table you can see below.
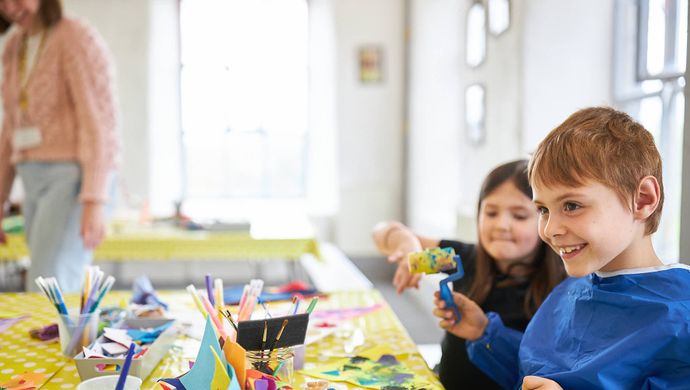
[0,290,443,389]
[0,226,320,287]
[0,231,320,262]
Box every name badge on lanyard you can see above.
[13,126,42,150]
[14,31,47,151]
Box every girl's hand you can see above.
[522,376,563,390]
[388,239,423,294]
[80,202,105,249]
[371,221,424,293]
[391,251,423,294]
[433,290,488,340]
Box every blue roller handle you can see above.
[439,255,465,323]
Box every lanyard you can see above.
[18,29,47,113]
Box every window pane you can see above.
[654,91,684,260]
[184,132,265,198]
[676,0,688,72]
[180,0,308,199]
[646,0,667,75]
[488,0,510,36]
[638,96,663,142]
[642,0,687,77]
[466,2,486,67]
[465,84,486,144]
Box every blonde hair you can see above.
[528,106,664,234]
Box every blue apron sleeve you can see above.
[466,312,523,389]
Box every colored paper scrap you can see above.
[222,338,247,388]
[127,321,173,343]
[131,275,169,310]
[302,346,431,389]
[224,281,320,305]
[0,314,29,333]
[209,346,231,389]
[179,317,229,389]
[28,323,58,342]
[309,304,384,322]
[0,372,46,390]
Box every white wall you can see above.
[407,0,524,240]
[147,0,183,217]
[522,0,614,152]
[64,0,182,217]
[405,0,615,242]
[407,0,463,237]
[64,0,155,213]
[332,0,405,255]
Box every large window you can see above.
[614,0,687,260]
[180,0,309,202]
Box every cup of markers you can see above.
[57,308,101,357]
[35,267,115,358]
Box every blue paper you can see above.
[131,276,169,309]
[180,316,230,389]
[226,357,242,390]
[223,286,317,305]
[127,321,173,344]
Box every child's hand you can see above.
[371,221,423,294]
[388,240,423,293]
[521,376,563,390]
[433,291,488,340]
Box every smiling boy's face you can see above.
[532,180,642,277]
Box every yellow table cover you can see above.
[0,232,320,262]
[0,290,442,389]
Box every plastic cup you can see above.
[57,309,101,358]
[76,375,142,390]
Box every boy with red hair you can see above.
[435,107,690,389]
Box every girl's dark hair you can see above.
[467,159,566,318]
[0,0,63,34]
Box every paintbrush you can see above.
[268,319,289,353]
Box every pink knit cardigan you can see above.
[0,17,119,203]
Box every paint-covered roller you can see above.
[408,247,457,274]
[408,247,465,323]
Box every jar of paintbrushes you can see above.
[246,347,295,385]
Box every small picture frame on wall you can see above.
[358,46,384,83]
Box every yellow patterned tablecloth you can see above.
[0,290,443,389]
[0,232,320,262]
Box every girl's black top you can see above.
[437,239,530,390]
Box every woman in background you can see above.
[0,0,118,292]
[373,160,566,389]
